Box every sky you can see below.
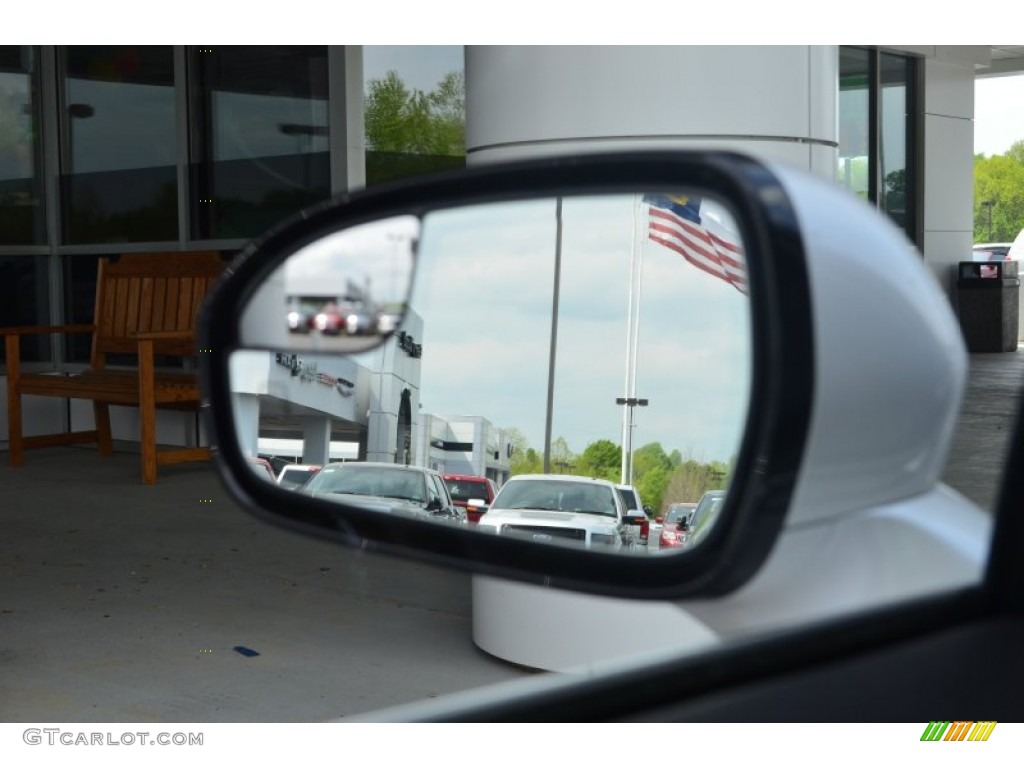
[974,74,1024,157]
[406,195,752,463]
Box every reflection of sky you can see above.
[410,194,752,463]
[66,79,176,173]
[284,215,418,304]
[363,46,463,94]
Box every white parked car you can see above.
[276,464,321,491]
[478,475,636,551]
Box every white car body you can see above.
[474,161,992,672]
[478,475,633,550]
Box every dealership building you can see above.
[1,45,1022,470]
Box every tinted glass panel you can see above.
[61,46,177,243]
[63,253,103,363]
[363,46,465,185]
[838,47,870,202]
[0,255,50,362]
[0,46,45,244]
[189,46,330,240]
[880,52,913,237]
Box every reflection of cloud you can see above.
[411,194,751,461]
[284,216,419,303]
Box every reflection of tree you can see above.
[67,177,178,243]
[505,430,729,516]
[882,167,906,229]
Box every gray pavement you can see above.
[0,448,538,722]
[0,347,1020,722]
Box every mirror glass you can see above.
[230,192,751,557]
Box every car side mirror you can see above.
[200,149,817,599]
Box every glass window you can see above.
[0,46,45,244]
[61,46,178,244]
[838,47,870,203]
[0,255,50,362]
[880,52,914,239]
[363,46,465,186]
[188,46,330,240]
[63,253,103,363]
[838,47,918,244]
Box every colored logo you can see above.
[921,721,997,741]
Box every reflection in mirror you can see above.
[231,193,751,557]
[239,215,419,353]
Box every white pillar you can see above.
[231,392,261,458]
[302,417,331,465]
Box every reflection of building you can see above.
[231,311,424,466]
[416,414,512,487]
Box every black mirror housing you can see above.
[199,150,814,600]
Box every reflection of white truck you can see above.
[616,484,653,544]
[479,475,637,550]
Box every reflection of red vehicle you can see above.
[657,502,697,549]
[442,474,497,523]
[313,302,346,335]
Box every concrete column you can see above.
[302,416,331,465]
[231,393,261,458]
[466,46,839,177]
[465,45,840,671]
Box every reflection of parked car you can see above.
[313,302,346,335]
[248,456,276,482]
[343,302,376,335]
[615,484,653,543]
[299,462,462,521]
[972,243,1012,261]
[479,475,635,550]
[287,307,314,333]
[657,501,697,550]
[276,464,321,491]
[375,310,402,335]
[442,474,497,523]
[685,490,726,549]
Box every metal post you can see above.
[543,197,563,474]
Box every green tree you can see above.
[631,442,671,480]
[364,70,465,157]
[974,146,1024,242]
[506,427,543,476]
[577,439,621,481]
[661,460,721,512]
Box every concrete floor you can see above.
[0,348,1020,722]
[0,448,537,722]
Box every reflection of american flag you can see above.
[643,194,747,295]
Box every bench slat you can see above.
[6,250,225,484]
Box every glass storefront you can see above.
[0,46,45,245]
[61,46,178,243]
[188,46,330,240]
[839,46,918,244]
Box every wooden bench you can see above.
[4,251,225,484]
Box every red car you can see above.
[442,474,497,523]
[657,502,697,549]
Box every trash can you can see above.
[956,261,1020,353]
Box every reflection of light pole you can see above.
[620,195,644,484]
[981,200,995,241]
[616,396,648,484]
[543,197,563,474]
